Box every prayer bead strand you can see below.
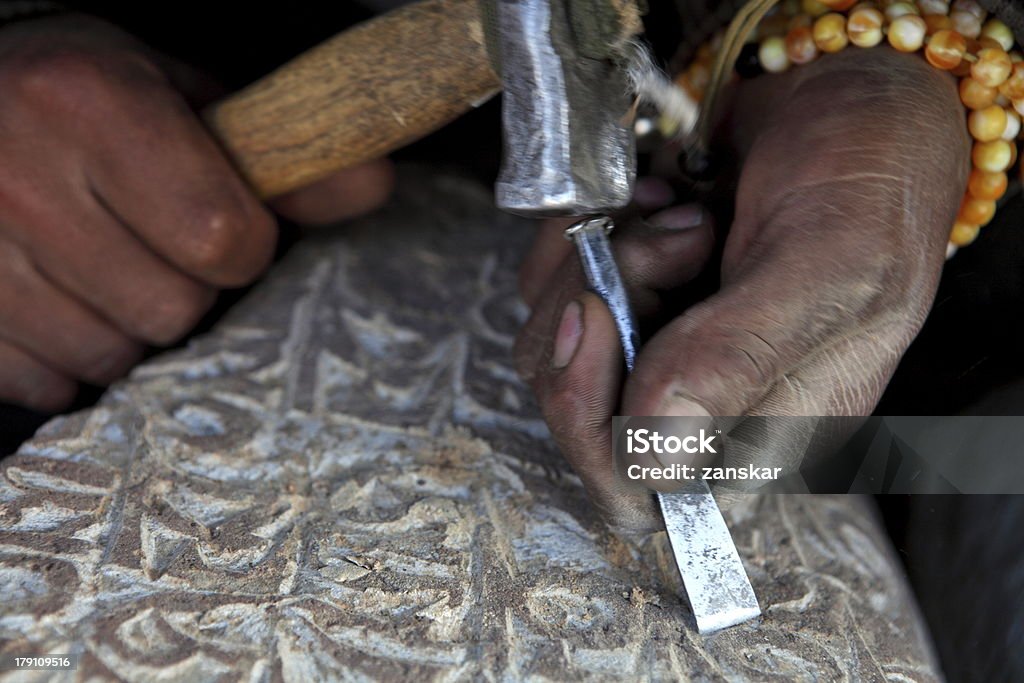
[675,0,1022,253]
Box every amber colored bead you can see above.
[885,2,918,18]
[819,0,857,9]
[980,18,1015,51]
[950,221,981,246]
[952,0,986,18]
[951,10,983,39]
[885,2,919,20]
[973,139,1014,171]
[759,36,792,73]
[924,14,953,35]
[968,169,1008,200]
[1003,109,1022,140]
[676,61,710,100]
[952,59,974,78]
[977,37,1005,52]
[917,0,949,14]
[972,48,1013,87]
[1010,142,1019,167]
[960,196,997,225]
[888,15,927,51]
[999,62,1024,99]
[961,77,998,109]
[847,8,885,47]
[926,30,967,70]
[802,0,830,15]
[789,13,814,30]
[755,13,791,39]
[786,25,820,64]
[813,13,849,52]
[968,105,1008,141]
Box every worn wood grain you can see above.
[205,0,499,198]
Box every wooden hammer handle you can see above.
[204,0,499,199]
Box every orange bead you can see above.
[885,2,920,20]
[961,77,998,109]
[983,19,1015,50]
[813,13,849,52]
[952,0,986,19]
[999,62,1024,99]
[819,0,857,9]
[924,14,953,35]
[959,196,997,225]
[973,139,1014,171]
[756,13,791,39]
[918,0,950,14]
[952,58,974,78]
[847,8,885,47]
[888,15,927,52]
[950,221,981,246]
[977,37,1004,51]
[681,59,713,99]
[1002,109,1021,140]
[968,105,1008,141]
[968,169,1009,199]
[926,30,967,70]
[951,10,982,39]
[803,0,830,15]
[786,25,820,64]
[972,48,1013,87]
[789,13,813,31]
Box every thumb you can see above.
[620,251,842,419]
[529,292,661,533]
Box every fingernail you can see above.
[551,300,583,369]
[657,395,716,446]
[649,204,705,231]
[657,394,712,419]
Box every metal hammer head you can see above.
[491,0,636,218]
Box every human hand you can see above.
[515,47,970,532]
[0,15,392,411]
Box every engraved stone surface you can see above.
[0,171,940,681]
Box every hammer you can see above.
[205,0,500,198]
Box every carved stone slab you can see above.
[0,172,940,681]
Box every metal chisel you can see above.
[565,218,760,635]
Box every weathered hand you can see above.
[0,15,392,411]
[515,47,970,532]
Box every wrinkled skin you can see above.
[515,47,971,533]
[0,15,394,411]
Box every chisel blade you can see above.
[657,484,761,634]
